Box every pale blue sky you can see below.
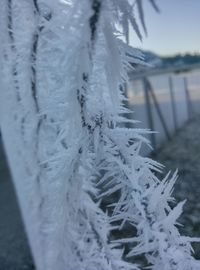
[130,0,200,56]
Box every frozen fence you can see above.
[127,64,200,153]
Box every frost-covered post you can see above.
[0,1,200,270]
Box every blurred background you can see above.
[0,0,200,268]
[127,0,200,258]
[127,0,200,150]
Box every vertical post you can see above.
[143,77,156,149]
[169,76,178,130]
[184,77,192,119]
[145,78,171,141]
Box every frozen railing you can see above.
[127,64,200,154]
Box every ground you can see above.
[0,115,200,269]
[154,115,200,258]
[0,140,34,270]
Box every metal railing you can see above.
[127,64,200,153]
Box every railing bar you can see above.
[169,76,178,131]
[143,78,156,149]
[145,78,171,141]
[183,77,193,119]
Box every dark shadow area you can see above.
[0,136,34,270]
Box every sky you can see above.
[129,0,200,56]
